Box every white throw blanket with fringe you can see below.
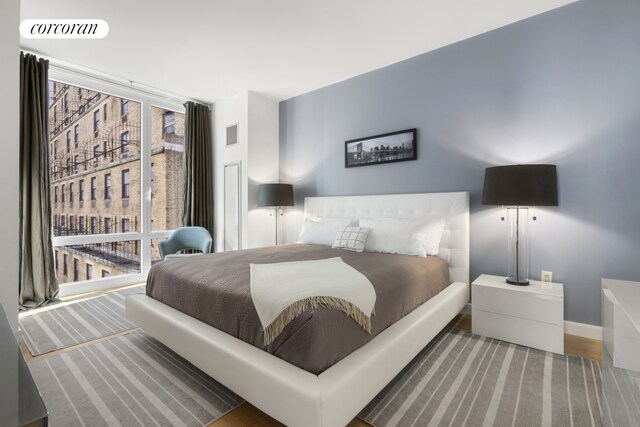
[250,257,377,346]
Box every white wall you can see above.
[0,0,20,333]
[213,91,279,251]
[247,92,279,248]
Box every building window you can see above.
[63,254,68,277]
[74,154,79,172]
[63,93,69,113]
[66,131,71,151]
[74,125,80,145]
[103,141,108,159]
[69,182,74,203]
[91,177,97,200]
[104,173,111,199]
[93,144,100,162]
[79,180,84,201]
[73,258,79,281]
[122,218,130,233]
[102,270,110,278]
[90,217,97,234]
[94,110,100,135]
[54,186,58,204]
[103,106,107,122]
[104,217,112,234]
[69,216,75,232]
[121,132,129,154]
[79,216,85,233]
[61,216,65,230]
[162,111,175,136]
[121,99,129,117]
[53,106,57,125]
[53,140,58,158]
[86,263,93,280]
[77,87,82,100]
[61,184,65,204]
[66,158,71,175]
[122,169,130,198]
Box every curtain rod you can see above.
[21,48,212,108]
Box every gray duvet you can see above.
[146,244,450,374]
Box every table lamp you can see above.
[482,164,558,285]
[258,183,294,245]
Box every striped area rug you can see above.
[359,328,602,427]
[20,286,144,356]
[28,330,244,427]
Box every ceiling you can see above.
[21,0,576,104]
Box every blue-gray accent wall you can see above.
[279,0,640,326]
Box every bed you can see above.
[126,191,469,427]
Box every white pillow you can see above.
[298,218,354,247]
[332,226,370,252]
[359,218,446,256]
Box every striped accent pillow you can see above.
[332,226,370,252]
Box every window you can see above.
[63,254,68,277]
[66,158,71,175]
[79,180,84,201]
[104,217,112,233]
[69,216,75,232]
[121,132,129,154]
[90,217,97,234]
[122,169,130,198]
[74,125,80,145]
[91,177,97,200]
[54,186,58,204]
[103,141,108,158]
[77,87,82,100]
[69,182,74,204]
[93,144,100,161]
[122,218,130,233]
[86,263,93,280]
[53,140,58,158]
[162,111,175,136]
[66,131,71,150]
[53,106,57,125]
[121,99,129,117]
[103,106,107,121]
[79,216,85,233]
[61,184,65,204]
[102,270,110,278]
[74,154,79,172]
[94,110,100,135]
[73,258,79,281]
[104,173,111,199]
[63,93,69,113]
[61,216,65,230]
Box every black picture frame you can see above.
[344,128,417,168]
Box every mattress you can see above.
[146,244,450,374]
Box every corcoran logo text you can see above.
[20,19,109,39]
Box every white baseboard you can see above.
[564,320,602,340]
[464,304,602,341]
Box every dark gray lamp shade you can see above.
[258,183,294,207]
[482,165,558,206]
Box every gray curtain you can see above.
[19,52,58,309]
[183,101,214,240]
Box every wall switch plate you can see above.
[541,270,553,283]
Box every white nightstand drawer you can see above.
[473,310,564,354]
[473,285,563,325]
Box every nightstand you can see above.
[472,274,564,354]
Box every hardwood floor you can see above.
[20,300,602,427]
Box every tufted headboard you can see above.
[303,192,470,284]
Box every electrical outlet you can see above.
[541,270,553,283]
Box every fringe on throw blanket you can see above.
[263,296,372,346]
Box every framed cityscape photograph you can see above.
[345,128,417,168]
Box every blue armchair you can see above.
[159,227,213,260]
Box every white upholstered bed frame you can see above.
[126,191,469,427]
